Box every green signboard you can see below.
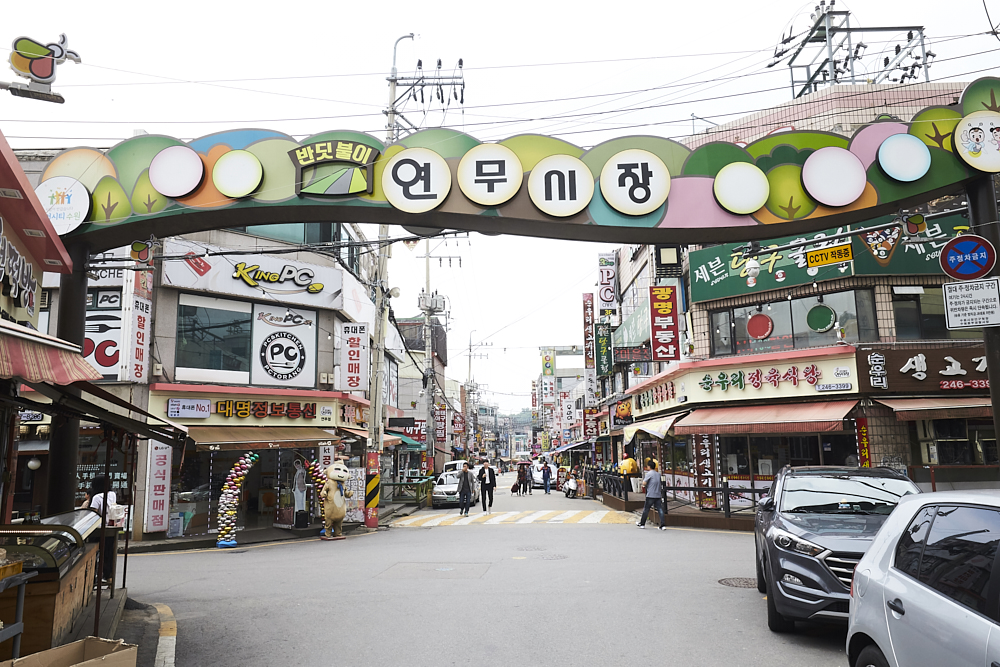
[595,324,613,376]
[688,212,969,303]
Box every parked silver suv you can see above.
[847,490,1000,667]
[755,466,920,632]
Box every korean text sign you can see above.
[144,442,172,533]
[649,285,679,361]
[337,322,369,391]
[583,293,596,369]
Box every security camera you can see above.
[745,258,761,278]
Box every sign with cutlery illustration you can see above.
[82,273,152,382]
[84,286,123,379]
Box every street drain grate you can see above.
[539,554,568,560]
[718,577,757,588]
[517,546,546,552]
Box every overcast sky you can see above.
[5,0,999,411]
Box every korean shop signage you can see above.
[688,213,969,303]
[595,323,613,376]
[597,253,617,317]
[859,346,988,393]
[154,392,338,427]
[583,294,595,369]
[161,239,342,310]
[694,356,857,400]
[252,304,317,388]
[337,322,369,391]
[0,221,39,326]
[649,285,679,361]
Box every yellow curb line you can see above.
[153,603,176,667]
[129,530,376,556]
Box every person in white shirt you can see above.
[86,476,117,517]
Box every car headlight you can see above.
[770,527,825,557]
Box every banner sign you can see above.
[612,399,633,427]
[583,293,596,369]
[251,304,317,388]
[541,376,555,404]
[858,345,988,393]
[144,441,172,533]
[855,418,872,468]
[649,284,679,361]
[584,408,599,438]
[598,252,617,317]
[542,349,555,376]
[693,433,717,509]
[167,398,210,419]
[434,404,447,442]
[595,323,613,376]
[402,419,426,443]
[688,213,969,303]
[614,345,652,363]
[453,412,465,434]
[162,239,343,310]
[337,322,369,391]
[127,275,152,383]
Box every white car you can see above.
[531,462,558,489]
[431,471,479,509]
[847,490,1000,667]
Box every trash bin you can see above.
[294,510,309,529]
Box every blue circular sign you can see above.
[940,234,996,280]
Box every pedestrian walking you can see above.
[517,463,531,495]
[542,462,552,494]
[456,463,475,516]
[636,460,666,530]
[478,460,497,513]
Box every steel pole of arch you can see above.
[967,176,1000,473]
[424,239,436,470]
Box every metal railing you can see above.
[659,482,769,518]
[380,476,435,509]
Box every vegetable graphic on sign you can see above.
[9,34,80,84]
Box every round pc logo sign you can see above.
[260,332,306,381]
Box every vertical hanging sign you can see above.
[598,252,618,317]
[649,285,679,361]
[583,408,599,438]
[855,418,872,468]
[143,441,172,533]
[337,322,369,391]
[595,323,613,376]
[694,434,717,509]
[542,349,555,376]
[127,270,152,383]
[583,294,596,368]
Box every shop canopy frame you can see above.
[188,427,341,452]
[623,413,687,443]
[673,400,858,435]
[873,397,992,421]
[548,440,592,456]
[387,431,424,451]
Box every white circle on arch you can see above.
[381,147,452,214]
[213,149,264,198]
[802,146,867,207]
[457,143,523,207]
[598,148,670,216]
[713,162,769,215]
[877,133,931,182]
[148,145,204,198]
[527,154,595,218]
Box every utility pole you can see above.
[383,36,464,144]
[418,239,447,470]
[967,175,1000,453]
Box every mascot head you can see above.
[325,461,351,482]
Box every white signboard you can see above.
[337,322,369,391]
[944,279,1000,330]
[125,293,152,383]
[598,252,617,316]
[144,442,172,533]
[251,304,318,388]
[161,239,343,310]
[167,398,211,419]
[318,444,337,470]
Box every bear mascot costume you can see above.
[321,461,353,540]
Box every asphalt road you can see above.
[121,471,848,666]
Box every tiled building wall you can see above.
[855,402,912,469]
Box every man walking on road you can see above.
[457,462,475,516]
[637,460,666,530]
[542,461,552,494]
[478,461,497,513]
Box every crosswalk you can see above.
[392,509,633,527]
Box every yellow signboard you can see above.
[806,243,853,268]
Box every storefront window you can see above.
[710,289,876,357]
[175,295,252,379]
[892,288,981,340]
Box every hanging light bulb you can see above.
[767,303,772,311]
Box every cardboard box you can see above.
[0,637,137,667]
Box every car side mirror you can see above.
[759,497,775,512]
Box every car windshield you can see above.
[780,475,918,515]
[437,473,459,486]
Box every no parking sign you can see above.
[940,234,996,280]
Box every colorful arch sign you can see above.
[33,77,1000,253]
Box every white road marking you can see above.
[516,511,550,524]
[422,513,457,527]
[578,511,609,524]
[485,511,519,524]
[547,511,580,523]
[397,513,442,526]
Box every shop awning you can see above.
[0,320,101,385]
[874,397,993,421]
[624,414,685,442]
[387,431,425,451]
[189,427,340,451]
[673,400,858,435]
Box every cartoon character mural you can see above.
[321,461,353,540]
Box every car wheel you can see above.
[855,645,890,667]
[766,572,795,633]
[756,546,766,594]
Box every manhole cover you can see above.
[718,577,757,588]
[517,546,546,552]
[539,554,568,560]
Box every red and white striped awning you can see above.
[673,400,858,435]
[0,319,100,385]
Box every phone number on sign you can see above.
[940,379,990,390]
